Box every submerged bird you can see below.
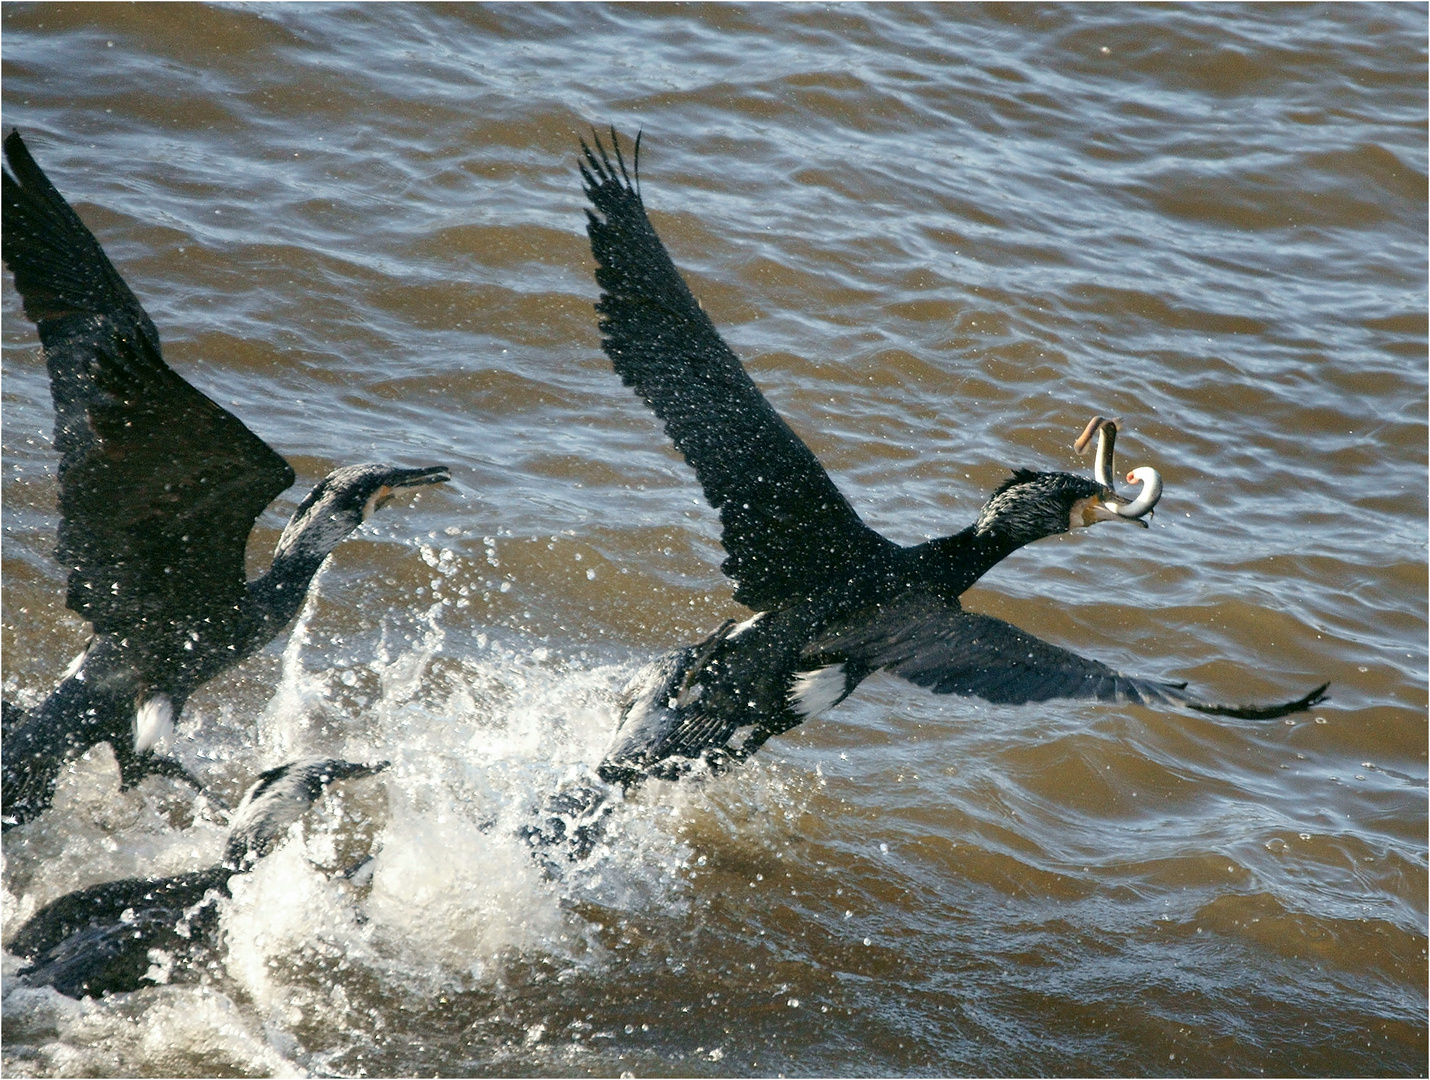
[579,130,1327,787]
[0,131,449,827]
[6,758,386,998]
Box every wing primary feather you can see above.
[581,127,896,610]
[807,594,1325,720]
[1183,682,1330,721]
[2,131,297,648]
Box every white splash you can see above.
[257,561,334,763]
[3,560,807,1075]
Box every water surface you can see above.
[2,4,1425,1076]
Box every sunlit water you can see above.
[2,4,1425,1076]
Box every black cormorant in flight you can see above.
[578,131,1327,787]
[6,758,386,998]
[0,131,449,828]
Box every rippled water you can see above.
[2,4,1425,1076]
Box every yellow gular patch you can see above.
[1070,495,1103,529]
[1071,495,1126,528]
[363,485,395,520]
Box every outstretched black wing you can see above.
[806,591,1327,720]
[581,130,896,612]
[1,131,295,650]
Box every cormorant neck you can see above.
[247,544,330,632]
[908,525,1024,598]
[246,499,368,634]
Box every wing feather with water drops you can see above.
[602,649,746,777]
[581,129,896,612]
[805,591,1328,719]
[1,131,296,648]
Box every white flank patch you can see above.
[133,694,175,754]
[61,649,88,680]
[788,664,847,719]
[726,612,766,639]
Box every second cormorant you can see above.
[6,758,387,998]
[1,132,449,827]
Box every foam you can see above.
[1,573,803,1072]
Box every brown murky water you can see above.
[2,4,1425,1076]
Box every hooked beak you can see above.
[370,465,451,511]
[1111,466,1162,524]
[1092,466,1163,527]
[320,759,391,783]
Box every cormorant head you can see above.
[223,757,389,869]
[975,469,1115,545]
[274,463,450,562]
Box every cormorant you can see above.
[579,130,1328,787]
[0,131,449,827]
[6,758,387,998]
